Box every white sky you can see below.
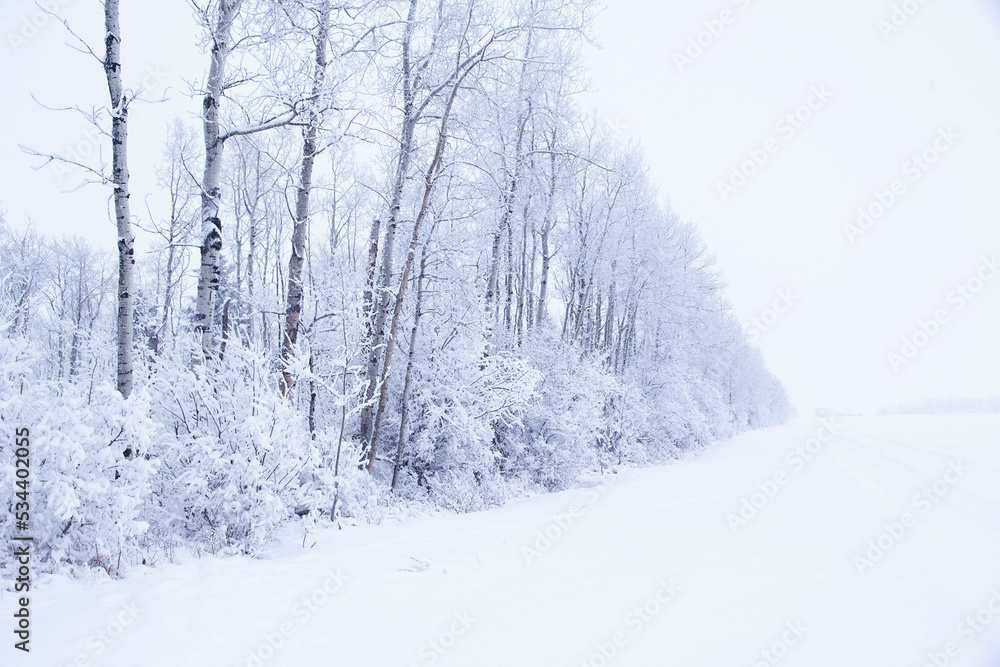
[2,0,999,415]
[580,0,1000,415]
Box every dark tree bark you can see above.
[281,0,331,396]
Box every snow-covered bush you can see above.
[391,326,542,510]
[147,338,320,555]
[0,327,157,576]
[519,338,610,486]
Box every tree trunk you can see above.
[503,206,514,330]
[361,217,382,341]
[485,230,502,318]
[391,241,430,490]
[593,291,602,351]
[526,222,536,329]
[367,55,480,471]
[219,298,231,361]
[246,203,257,343]
[194,0,242,358]
[105,0,134,398]
[156,233,177,354]
[604,281,615,355]
[360,0,419,445]
[515,208,528,344]
[280,1,330,396]
[308,353,318,438]
[487,30,533,323]
[536,136,557,327]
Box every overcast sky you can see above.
[2,0,999,415]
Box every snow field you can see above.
[3,414,999,666]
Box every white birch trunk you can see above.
[105,0,134,398]
[194,0,242,357]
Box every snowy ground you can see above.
[4,414,1000,667]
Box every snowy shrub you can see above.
[0,328,157,576]
[31,385,157,573]
[147,338,319,555]
[520,340,608,487]
[394,335,542,510]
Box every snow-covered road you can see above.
[5,415,1000,667]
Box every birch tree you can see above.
[193,0,243,357]
[193,0,300,358]
[357,0,426,443]
[0,220,48,337]
[365,32,497,470]
[280,0,331,396]
[102,0,136,397]
[20,2,137,395]
[359,0,516,448]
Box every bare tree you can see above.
[280,0,332,396]
[365,26,499,470]
[358,0,424,443]
[193,0,244,357]
[20,2,138,396]
[102,0,136,397]
[142,120,199,354]
[359,0,514,451]
[390,214,439,489]
[0,219,48,336]
[193,0,300,358]
[43,237,111,380]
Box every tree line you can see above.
[1,0,790,571]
